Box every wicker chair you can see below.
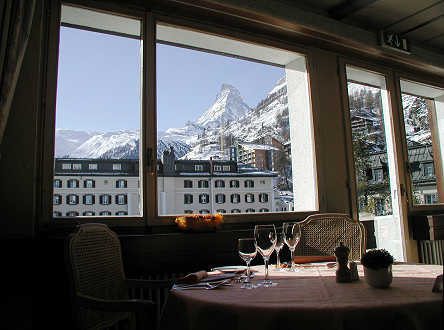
[65,223,173,330]
[294,213,366,261]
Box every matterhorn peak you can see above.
[196,83,251,128]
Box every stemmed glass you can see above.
[238,238,257,289]
[254,224,277,287]
[273,230,284,271]
[282,222,301,272]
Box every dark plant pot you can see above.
[364,265,393,288]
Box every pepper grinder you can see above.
[334,242,352,283]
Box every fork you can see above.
[174,279,232,290]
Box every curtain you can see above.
[0,0,36,145]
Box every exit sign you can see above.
[379,31,410,54]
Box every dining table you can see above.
[160,263,442,330]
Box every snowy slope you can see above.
[55,129,98,157]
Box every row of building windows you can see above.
[53,211,128,216]
[54,179,128,188]
[61,163,123,171]
[193,164,231,172]
[53,194,128,205]
[183,193,269,204]
[183,179,258,189]
[184,208,269,214]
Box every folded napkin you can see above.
[293,256,336,264]
[176,270,208,284]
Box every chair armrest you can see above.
[77,293,155,312]
[126,278,175,289]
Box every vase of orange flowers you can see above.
[175,214,224,232]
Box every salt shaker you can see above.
[334,242,352,283]
[349,261,359,281]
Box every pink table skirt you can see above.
[160,264,442,330]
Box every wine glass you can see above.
[273,230,284,271]
[254,224,277,287]
[238,238,257,289]
[282,222,301,272]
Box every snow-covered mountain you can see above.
[55,129,190,160]
[195,84,251,128]
[55,129,98,157]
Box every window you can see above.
[259,193,268,203]
[84,179,95,188]
[184,194,193,204]
[184,210,194,214]
[231,194,240,204]
[50,6,317,221]
[215,194,226,204]
[259,208,269,212]
[374,169,383,182]
[216,209,226,213]
[67,194,79,205]
[100,194,112,205]
[245,208,255,213]
[199,193,209,204]
[199,209,210,214]
[116,194,127,205]
[424,193,438,204]
[231,209,241,213]
[155,22,316,217]
[184,180,193,188]
[116,211,128,215]
[83,194,95,205]
[230,180,240,188]
[245,193,255,203]
[53,211,62,217]
[244,180,254,188]
[116,179,127,188]
[53,194,62,205]
[198,180,209,188]
[52,5,142,218]
[215,180,225,188]
[99,211,112,216]
[424,163,434,177]
[54,179,62,188]
[67,179,79,188]
[66,211,79,216]
[83,211,95,216]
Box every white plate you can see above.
[212,266,247,273]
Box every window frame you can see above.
[41,1,322,230]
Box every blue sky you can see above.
[56,27,285,132]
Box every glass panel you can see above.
[400,80,444,206]
[53,5,142,218]
[346,66,404,261]
[156,23,316,216]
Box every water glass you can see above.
[273,230,284,271]
[238,238,257,289]
[254,224,277,287]
[282,222,301,272]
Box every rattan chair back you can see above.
[294,213,366,261]
[66,223,130,330]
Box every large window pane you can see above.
[156,23,316,216]
[346,66,404,261]
[400,80,444,206]
[53,5,142,218]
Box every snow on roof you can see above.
[238,142,280,151]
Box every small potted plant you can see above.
[361,249,394,288]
